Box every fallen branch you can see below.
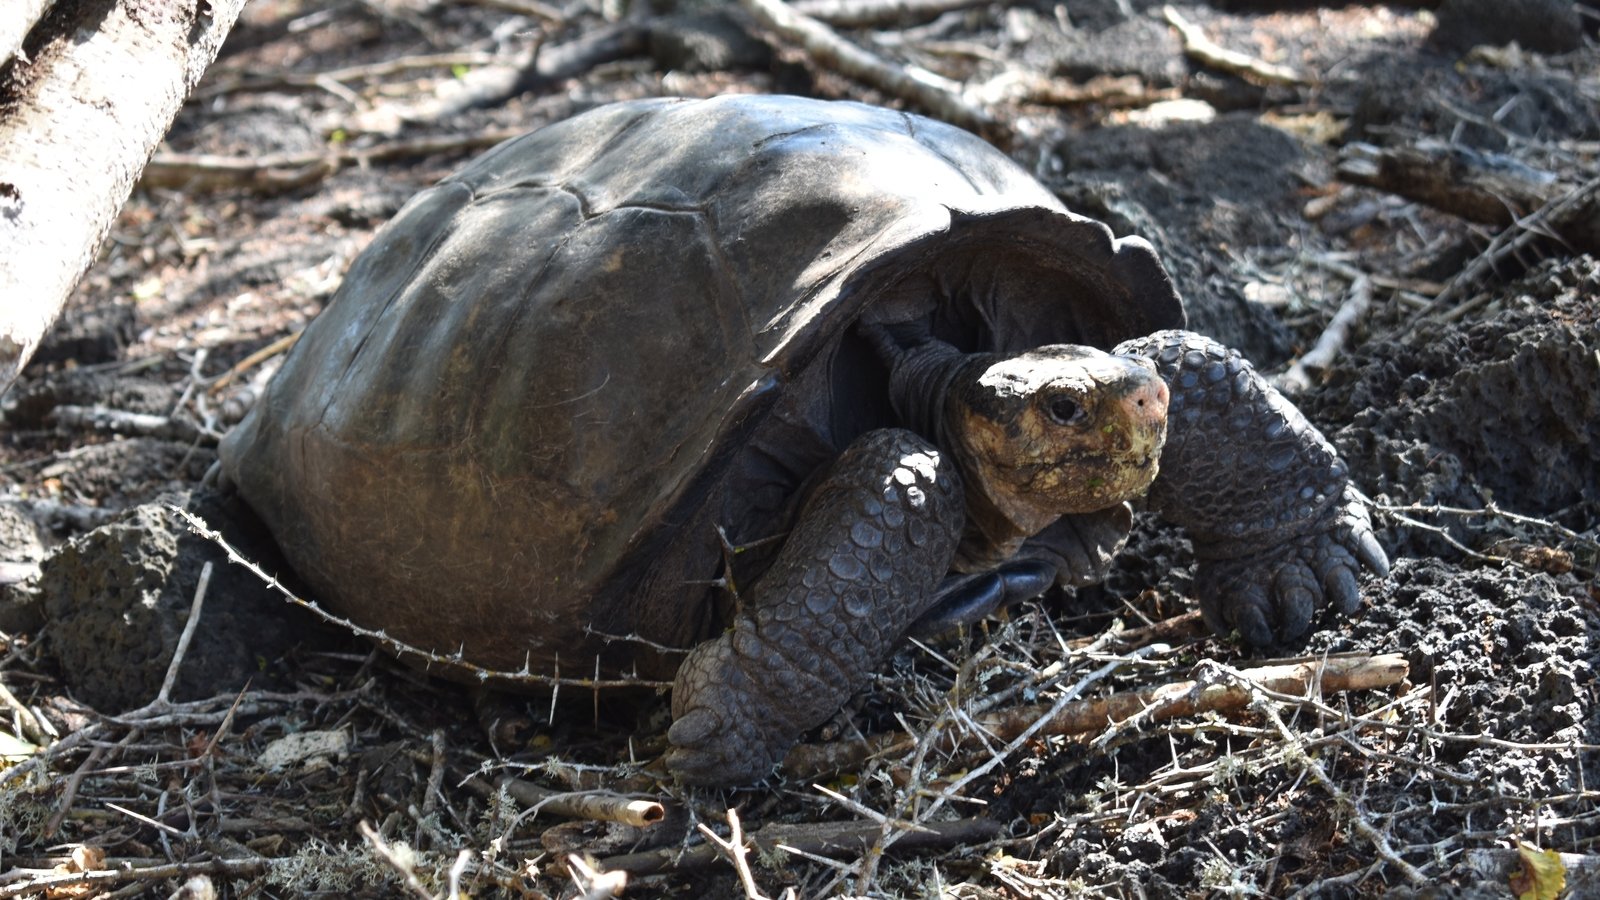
[1162,5,1306,87]
[593,817,1002,876]
[174,507,670,691]
[1273,275,1373,395]
[1337,139,1562,226]
[462,0,564,23]
[1066,609,1209,652]
[2,498,119,533]
[0,561,41,586]
[968,71,1177,109]
[349,25,648,135]
[0,859,267,899]
[0,0,247,396]
[789,0,993,28]
[203,332,302,395]
[194,52,499,100]
[998,652,1408,742]
[697,809,767,900]
[737,0,996,137]
[140,131,524,194]
[1245,670,1427,885]
[783,653,1408,780]
[0,678,51,744]
[45,404,205,443]
[1415,173,1600,320]
[457,771,665,828]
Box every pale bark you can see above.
[1,0,55,68]
[0,0,247,397]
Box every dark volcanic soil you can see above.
[2,1,1598,898]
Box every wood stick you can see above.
[204,332,301,394]
[45,405,204,443]
[594,816,1002,876]
[0,0,247,397]
[784,653,1408,780]
[1274,275,1373,395]
[155,562,213,706]
[1337,139,1562,226]
[1421,173,1600,317]
[455,769,665,828]
[0,859,266,899]
[790,0,993,28]
[1065,609,1209,651]
[992,652,1408,741]
[504,781,664,829]
[1162,5,1306,87]
[194,52,499,100]
[738,0,996,137]
[139,131,526,193]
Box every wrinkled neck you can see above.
[864,322,981,448]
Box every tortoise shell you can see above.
[218,94,1183,679]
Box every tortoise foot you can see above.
[666,428,963,786]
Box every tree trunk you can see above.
[0,0,247,397]
[1,0,56,68]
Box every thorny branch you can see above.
[172,506,670,690]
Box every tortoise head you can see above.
[946,345,1169,534]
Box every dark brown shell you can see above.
[218,95,1183,677]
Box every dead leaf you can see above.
[1509,841,1566,900]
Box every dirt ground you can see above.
[3,0,1599,897]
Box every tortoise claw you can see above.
[1197,486,1389,645]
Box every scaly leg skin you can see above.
[1114,330,1390,644]
[666,428,964,786]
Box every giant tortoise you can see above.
[218,94,1388,785]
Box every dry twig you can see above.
[155,562,213,706]
[457,771,665,827]
[738,0,996,136]
[1238,668,1428,886]
[1161,6,1307,87]
[563,854,627,899]
[1417,173,1600,320]
[968,71,1177,110]
[358,820,439,900]
[1274,275,1373,395]
[173,507,669,691]
[784,652,1408,780]
[790,0,993,28]
[1337,140,1561,226]
[194,52,499,100]
[597,817,1002,876]
[698,809,770,900]
[44,405,205,443]
[203,332,302,395]
[0,859,266,899]
[140,131,525,194]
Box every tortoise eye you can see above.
[1046,395,1086,426]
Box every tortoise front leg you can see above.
[666,428,964,786]
[1114,330,1389,644]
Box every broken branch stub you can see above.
[0,0,247,397]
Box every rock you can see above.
[1430,0,1584,55]
[38,493,309,711]
[0,505,45,635]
